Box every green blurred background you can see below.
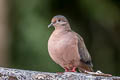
[0,0,120,76]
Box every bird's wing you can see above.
[75,33,93,67]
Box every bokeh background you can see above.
[0,0,120,76]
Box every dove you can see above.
[48,15,93,72]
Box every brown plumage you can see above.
[48,15,93,72]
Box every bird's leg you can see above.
[71,67,77,72]
[64,67,77,72]
[65,68,69,72]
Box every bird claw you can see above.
[65,68,69,72]
[64,67,77,72]
[71,67,77,72]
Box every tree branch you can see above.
[0,67,119,80]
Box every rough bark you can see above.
[0,67,119,80]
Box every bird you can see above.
[48,15,93,72]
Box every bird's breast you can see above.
[48,31,80,68]
[48,32,78,58]
[48,32,75,52]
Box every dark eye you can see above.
[58,19,61,22]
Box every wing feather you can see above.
[76,33,93,67]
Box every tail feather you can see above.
[78,62,93,72]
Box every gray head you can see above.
[48,15,69,28]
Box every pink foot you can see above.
[65,68,69,72]
[71,67,76,72]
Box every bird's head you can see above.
[48,15,69,29]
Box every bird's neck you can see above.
[54,24,71,32]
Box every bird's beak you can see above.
[48,23,53,28]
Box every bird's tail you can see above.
[78,66,93,72]
[78,63,93,72]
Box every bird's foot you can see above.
[65,68,69,72]
[84,70,112,77]
[71,67,77,72]
[64,67,77,72]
